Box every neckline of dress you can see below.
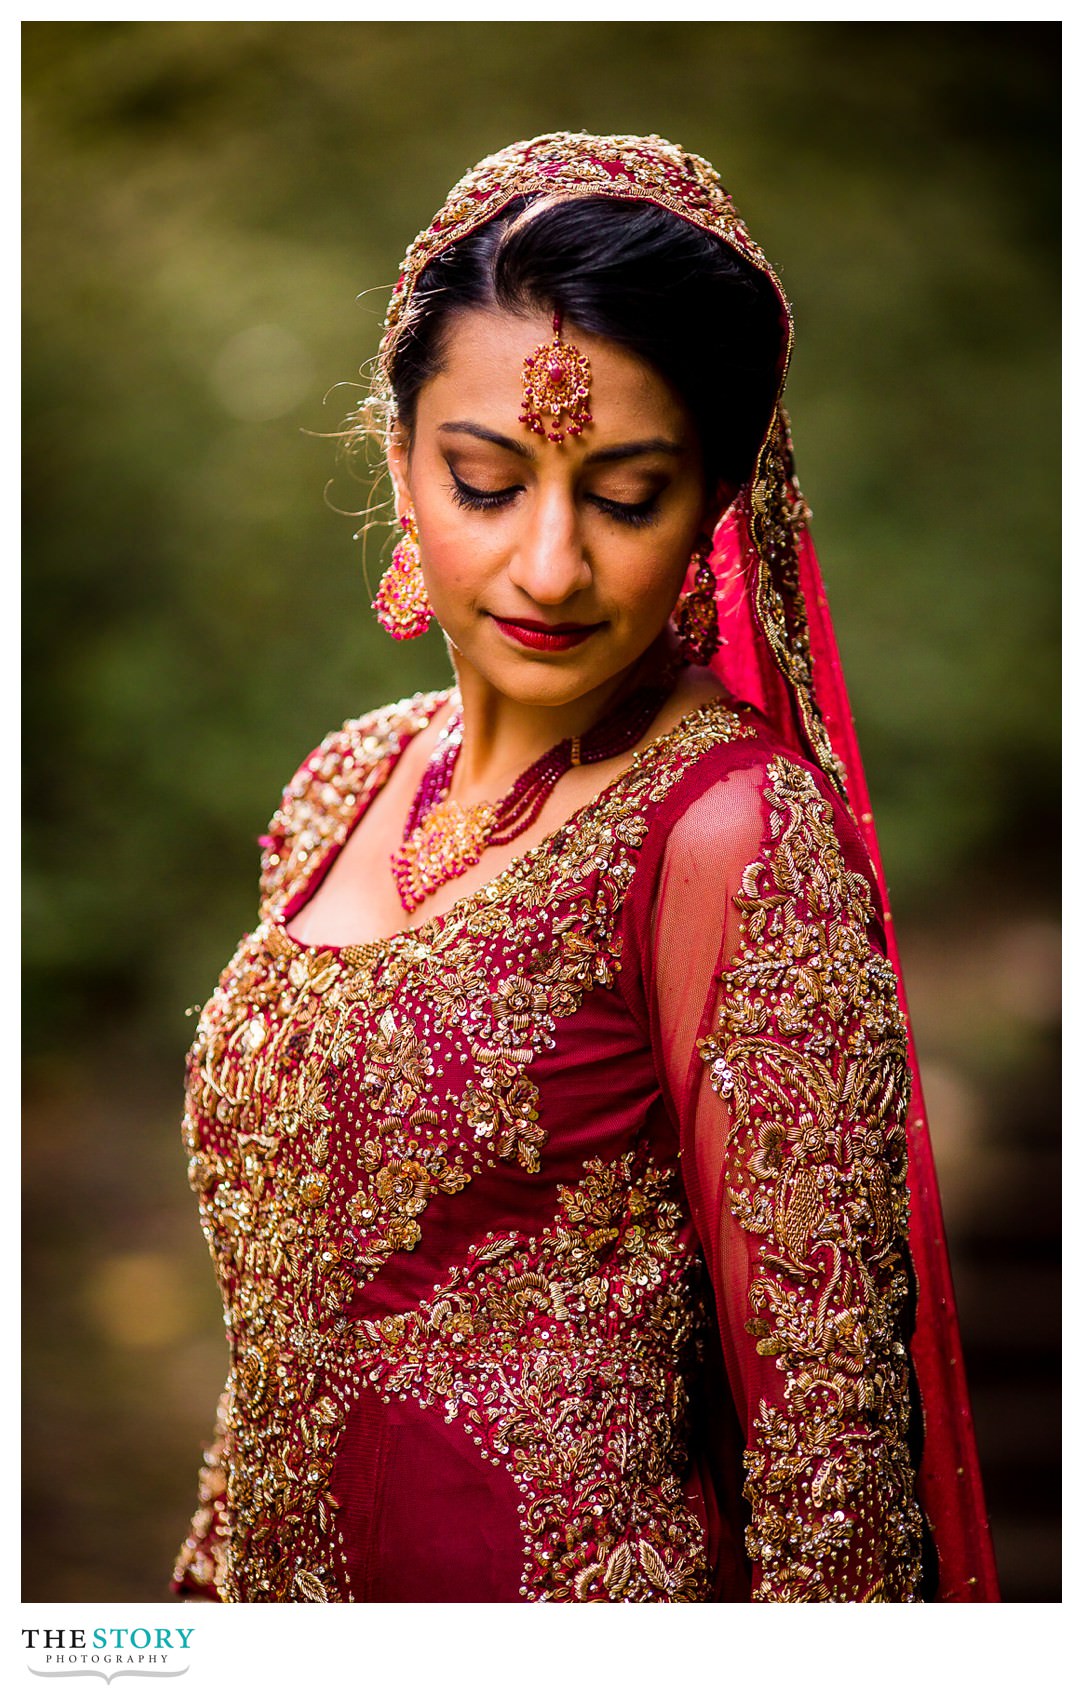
[266,690,738,963]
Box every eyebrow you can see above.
[437,421,683,464]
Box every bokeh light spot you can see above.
[210,322,313,421]
[87,1252,198,1349]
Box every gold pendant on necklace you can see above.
[391,797,498,914]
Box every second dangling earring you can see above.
[673,544,720,665]
[372,512,433,641]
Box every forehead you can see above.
[419,305,690,438]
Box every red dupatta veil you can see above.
[376,131,999,1602]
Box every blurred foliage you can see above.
[22,16,1059,1608]
[23,20,1058,1071]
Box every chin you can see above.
[496,645,643,706]
[443,621,629,703]
[492,666,613,709]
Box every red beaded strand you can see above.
[392,673,677,913]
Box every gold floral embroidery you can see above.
[743,413,847,798]
[257,692,448,920]
[171,1389,231,1596]
[699,756,922,1602]
[356,1141,713,1601]
[176,694,752,1601]
[176,930,357,1600]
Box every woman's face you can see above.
[388,306,720,710]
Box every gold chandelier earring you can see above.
[372,512,433,641]
[673,543,720,665]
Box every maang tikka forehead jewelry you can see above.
[520,311,593,444]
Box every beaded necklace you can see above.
[392,668,679,914]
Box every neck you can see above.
[449,630,676,801]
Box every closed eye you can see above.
[587,491,661,528]
[447,468,521,511]
[447,464,662,527]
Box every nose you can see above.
[506,483,593,608]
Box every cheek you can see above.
[413,512,494,612]
[612,538,693,623]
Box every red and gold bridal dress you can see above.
[173,685,952,1604]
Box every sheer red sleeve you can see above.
[634,741,925,1602]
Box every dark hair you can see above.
[382,195,785,496]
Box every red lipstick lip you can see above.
[490,614,603,652]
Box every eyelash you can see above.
[590,492,660,529]
[448,473,517,513]
[447,470,661,529]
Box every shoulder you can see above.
[642,704,883,937]
[257,689,448,913]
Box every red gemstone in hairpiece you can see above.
[519,310,592,446]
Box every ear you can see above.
[386,419,413,517]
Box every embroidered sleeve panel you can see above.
[690,755,922,1601]
[257,691,448,919]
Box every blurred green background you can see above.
[23,20,1059,1601]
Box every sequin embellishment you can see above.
[175,693,750,1600]
[699,757,923,1601]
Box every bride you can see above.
[172,131,998,1603]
